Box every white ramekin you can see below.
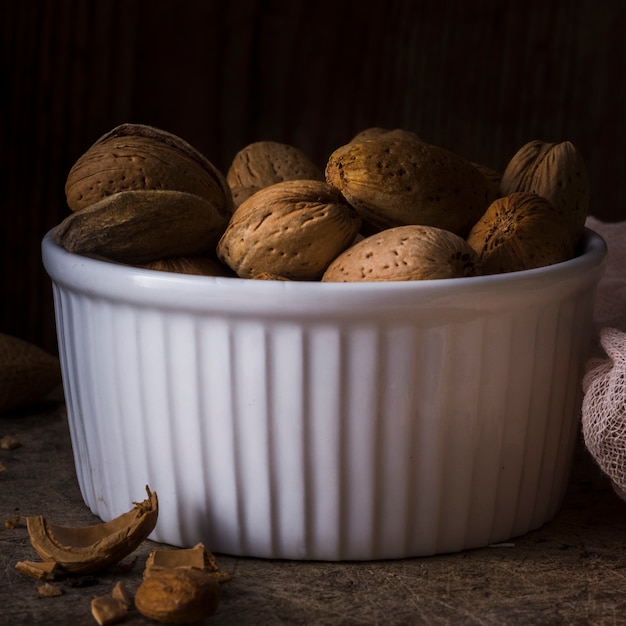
[42,229,606,560]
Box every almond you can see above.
[0,333,61,413]
[322,224,480,282]
[500,140,589,243]
[466,191,575,274]
[226,140,324,190]
[65,123,233,214]
[138,256,235,277]
[325,137,496,236]
[52,189,230,264]
[217,179,361,280]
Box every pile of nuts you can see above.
[53,123,590,281]
[15,487,231,624]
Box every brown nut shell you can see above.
[0,333,61,414]
[26,487,158,575]
[500,140,589,243]
[466,191,575,274]
[65,123,233,214]
[348,127,422,144]
[134,568,221,624]
[138,256,236,277]
[226,140,324,189]
[217,179,361,280]
[322,224,480,282]
[52,189,230,264]
[325,137,496,236]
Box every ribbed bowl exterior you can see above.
[42,230,606,560]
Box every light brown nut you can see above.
[226,140,324,189]
[230,185,261,208]
[348,127,422,143]
[52,189,230,265]
[138,255,236,277]
[322,224,480,282]
[0,333,61,414]
[65,123,233,214]
[500,140,589,243]
[217,179,361,280]
[466,191,575,274]
[134,568,221,624]
[325,137,496,236]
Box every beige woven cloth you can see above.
[582,216,626,498]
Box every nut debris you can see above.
[135,543,231,623]
[25,486,158,574]
[37,582,63,597]
[91,594,128,625]
[144,542,233,583]
[135,568,221,624]
[0,434,22,450]
[15,559,57,580]
[111,580,131,608]
[4,514,20,529]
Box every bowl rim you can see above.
[41,227,607,312]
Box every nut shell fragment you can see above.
[15,559,57,580]
[38,582,63,597]
[26,486,158,575]
[91,595,128,626]
[134,568,221,624]
[144,542,233,583]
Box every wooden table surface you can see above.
[2,392,626,626]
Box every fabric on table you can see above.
[582,216,626,498]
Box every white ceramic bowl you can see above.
[42,228,606,560]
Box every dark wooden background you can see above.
[3,0,626,354]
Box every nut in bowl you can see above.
[42,228,606,560]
